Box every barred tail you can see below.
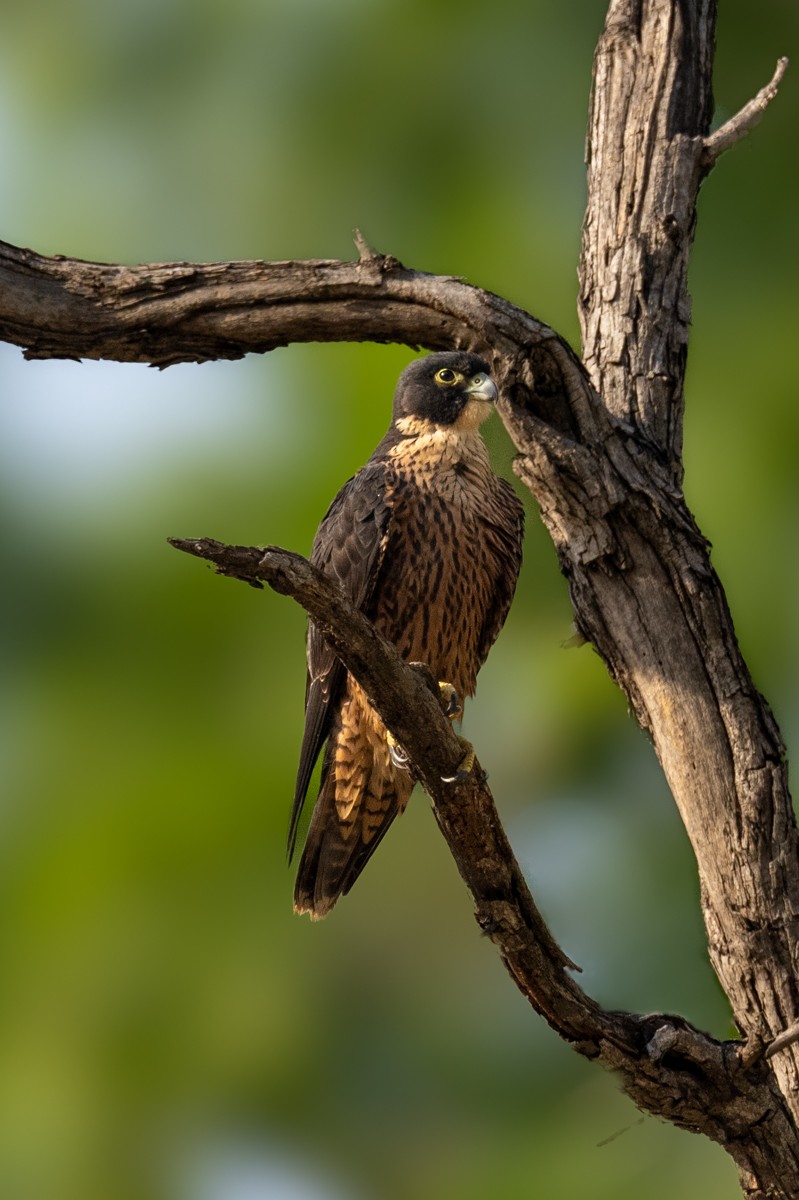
[293,708,413,918]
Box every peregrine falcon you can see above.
[289,351,524,918]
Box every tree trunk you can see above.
[576,0,799,1144]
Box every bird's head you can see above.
[392,352,498,433]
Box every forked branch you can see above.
[167,535,798,1176]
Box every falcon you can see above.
[289,351,524,918]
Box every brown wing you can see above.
[475,478,525,668]
[287,462,393,859]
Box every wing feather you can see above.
[475,479,525,668]
[287,462,393,859]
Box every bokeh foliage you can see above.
[1,2,797,1197]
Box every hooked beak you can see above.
[464,372,498,404]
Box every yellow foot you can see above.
[438,680,463,721]
[441,735,476,783]
[386,675,467,774]
[387,728,410,769]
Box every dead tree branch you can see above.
[577,12,798,1195]
[1,0,795,1193]
[167,536,799,1188]
[0,237,530,368]
[703,57,789,166]
[2,228,796,1193]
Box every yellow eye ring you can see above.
[435,368,457,385]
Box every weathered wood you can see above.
[168,536,799,1196]
[0,0,793,1193]
[0,238,519,367]
[575,8,799,1188]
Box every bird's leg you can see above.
[441,736,475,783]
[437,681,463,721]
[385,670,475,781]
[386,662,436,768]
[437,681,476,783]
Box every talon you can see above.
[438,680,463,721]
[441,735,475,783]
[386,728,410,769]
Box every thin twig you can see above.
[703,57,789,166]
[766,1021,799,1062]
[352,227,379,262]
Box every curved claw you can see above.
[441,736,475,783]
[387,729,411,769]
[438,680,463,721]
[386,677,467,777]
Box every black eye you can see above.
[435,368,457,385]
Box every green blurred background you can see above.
[0,2,797,1197]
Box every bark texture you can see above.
[1,0,794,1195]
[168,537,799,1194]
[575,3,799,1177]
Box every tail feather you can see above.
[293,735,413,918]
